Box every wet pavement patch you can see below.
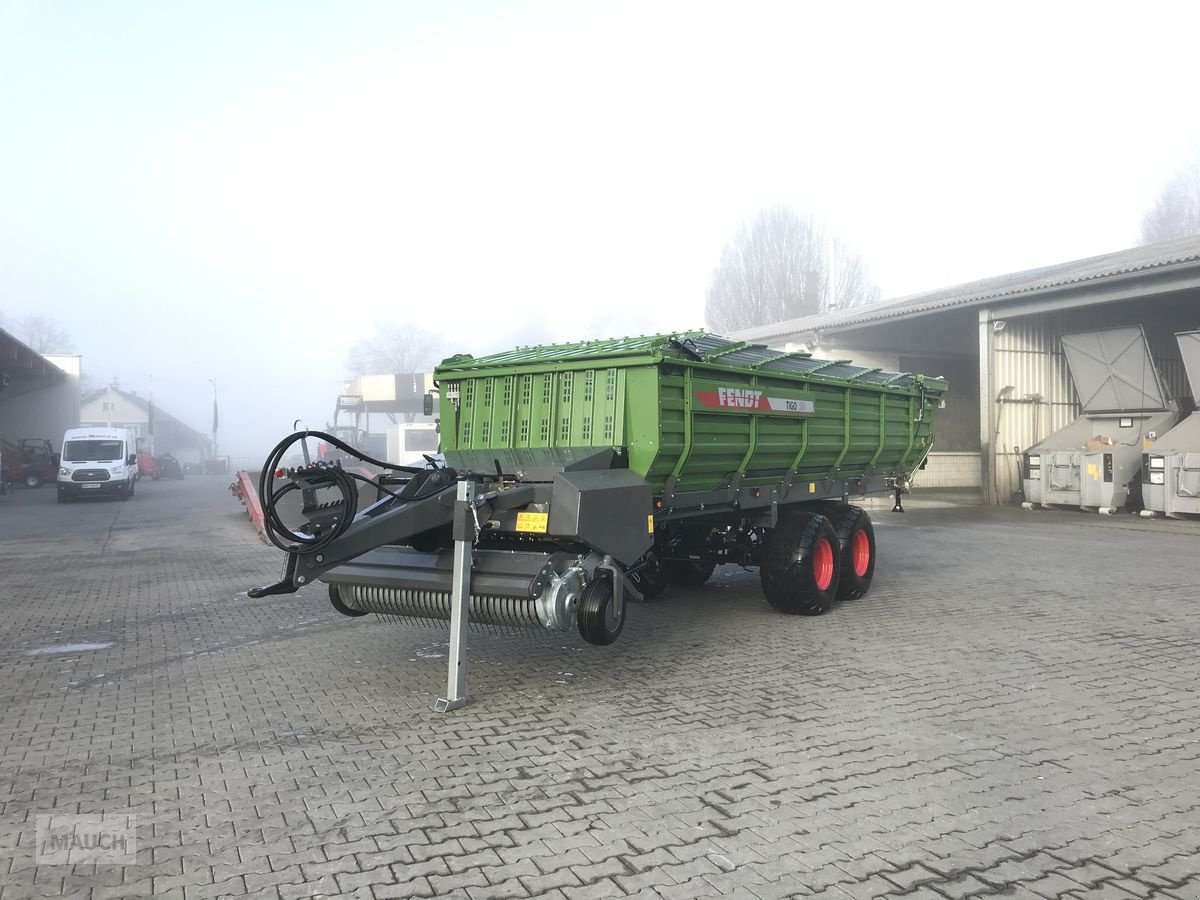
[24,642,114,656]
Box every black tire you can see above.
[665,560,717,587]
[819,504,876,601]
[629,553,669,601]
[24,473,43,489]
[760,512,841,615]
[329,584,368,617]
[577,575,625,645]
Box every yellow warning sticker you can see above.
[647,514,655,534]
[1087,463,1099,479]
[809,482,816,493]
[515,512,548,533]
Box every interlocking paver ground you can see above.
[1,478,1199,899]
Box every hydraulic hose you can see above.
[257,430,424,555]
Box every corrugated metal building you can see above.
[732,236,1200,503]
[0,328,81,448]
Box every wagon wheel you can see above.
[818,504,876,601]
[760,512,841,615]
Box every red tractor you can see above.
[1,439,59,488]
[137,451,161,480]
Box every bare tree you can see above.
[348,323,443,375]
[0,314,75,353]
[704,206,881,333]
[1140,155,1200,245]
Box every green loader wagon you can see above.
[251,331,947,709]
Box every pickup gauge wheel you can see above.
[760,512,841,615]
[577,576,625,645]
[329,584,369,617]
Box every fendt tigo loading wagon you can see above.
[250,332,947,709]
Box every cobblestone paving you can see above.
[1,478,1198,899]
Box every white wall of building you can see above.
[914,452,982,489]
[79,388,148,437]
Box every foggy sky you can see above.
[3,1,1199,458]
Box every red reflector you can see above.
[274,469,284,478]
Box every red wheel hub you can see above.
[852,528,871,577]
[813,537,834,591]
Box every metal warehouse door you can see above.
[1060,326,1169,413]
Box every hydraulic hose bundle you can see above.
[257,430,420,555]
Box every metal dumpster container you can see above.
[1023,326,1179,514]
[1142,330,1200,518]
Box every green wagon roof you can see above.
[437,331,947,392]
[439,331,707,366]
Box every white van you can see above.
[57,427,139,502]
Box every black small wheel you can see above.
[819,504,876,600]
[665,560,717,586]
[329,584,368,617]
[760,512,841,615]
[629,553,669,600]
[577,575,626,645]
[24,473,43,489]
